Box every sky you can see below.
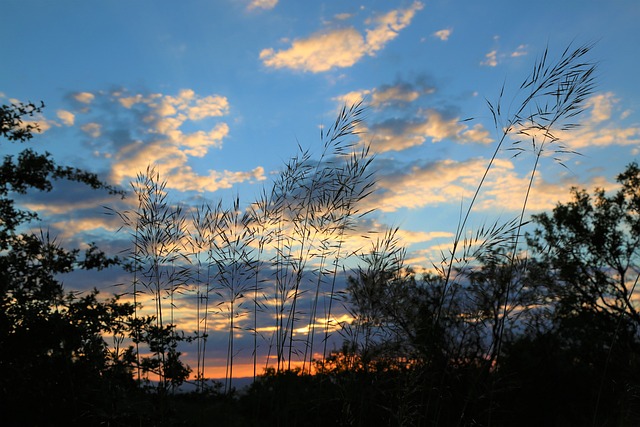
[2,0,640,379]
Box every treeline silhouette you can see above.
[1,44,639,426]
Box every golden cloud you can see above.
[247,0,277,11]
[510,44,528,57]
[371,85,421,106]
[57,110,75,126]
[260,2,423,73]
[526,93,640,150]
[367,158,515,213]
[73,92,95,104]
[481,50,498,67]
[368,110,493,153]
[260,28,367,72]
[433,28,452,41]
[81,122,101,138]
[364,1,424,54]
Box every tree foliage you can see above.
[527,162,640,327]
[0,102,152,425]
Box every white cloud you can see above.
[481,50,498,67]
[260,2,423,73]
[433,28,452,41]
[247,0,277,11]
[57,110,75,126]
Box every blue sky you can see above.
[2,0,640,377]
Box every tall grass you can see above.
[425,43,596,426]
[111,101,377,391]
[330,43,598,426]
[105,43,599,424]
[435,43,596,358]
[110,167,191,391]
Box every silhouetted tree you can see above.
[527,162,640,330]
[518,163,640,425]
[0,101,146,425]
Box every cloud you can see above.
[517,93,640,150]
[181,123,230,157]
[585,92,617,123]
[364,1,424,54]
[260,2,423,72]
[433,28,452,41]
[247,0,277,11]
[366,158,515,213]
[373,85,421,105]
[565,125,640,150]
[334,13,353,21]
[366,156,616,215]
[119,89,229,121]
[481,50,498,67]
[260,28,367,73]
[368,109,492,153]
[151,165,267,193]
[73,92,95,104]
[333,90,372,108]
[335,76,435,110]
[81,122,102,138]
[58,88,266,193]
[57,110,75,126]
[394,229,454,246]
[476,170,616,212]
[510,44,528,57]
[480,45,526,67]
